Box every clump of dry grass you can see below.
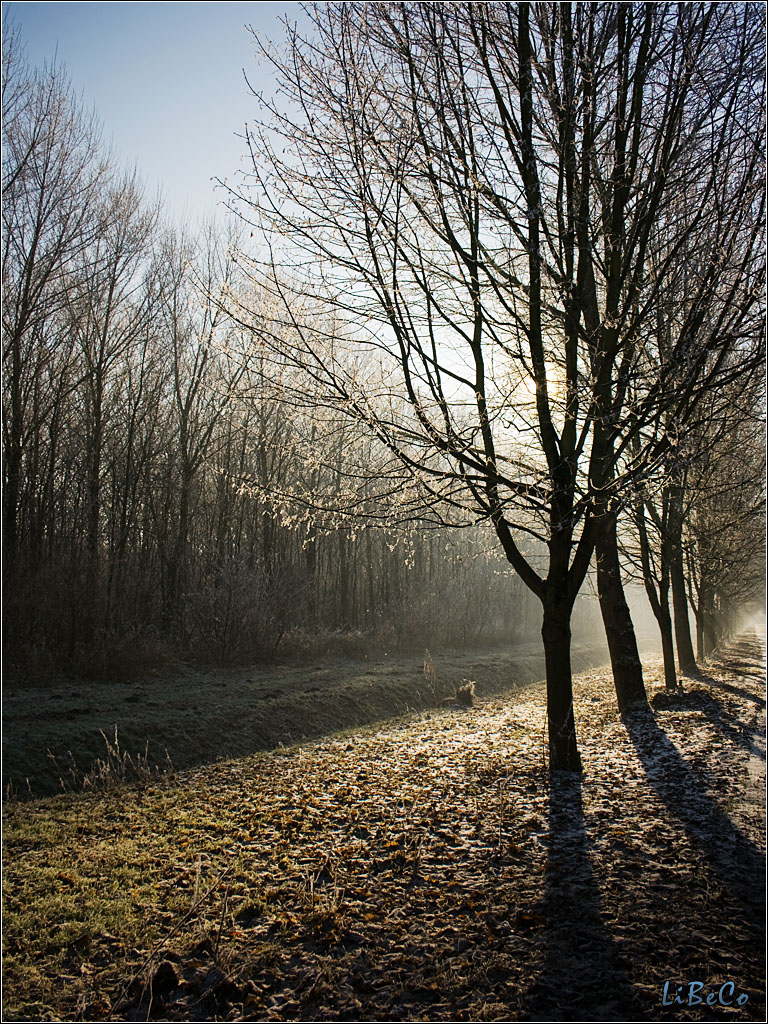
[456,680,476,706]
[423,648,439,697]
[47,726,174,793]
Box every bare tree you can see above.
[227,1,763,768]
[2,41,110,570]
[685,384,766,658]
[150,225,249,628]
[67,174,157,568]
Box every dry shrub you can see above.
[71,625,180,681]
[456,680,476,706]
[185,560,310,664]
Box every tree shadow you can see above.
[720,661,764,677]
[526,771,642,1020]
[689,630,767,701]
[683,669,766,708]
[622,705,765,931]
[651,688,765,762]
[718,633,765,662]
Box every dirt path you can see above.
[2,630,764,1021]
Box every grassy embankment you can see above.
[3,638,617,798]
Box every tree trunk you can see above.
[668,481,697,673]
[635,499,677,689]
[701,587,719,657]
[657,600,678,689]
[86,395,103,564]
[695,604,705,661]
[670,553,696,672]
[595,515,647,709]
[337,529,351,627]
[541,595,581,772]
[166,469,192,627]
[305,523,318,625]
[365,527,375,629]
[3,334,23,575]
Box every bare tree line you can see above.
[2,29,544,676]
[2,5,764,774]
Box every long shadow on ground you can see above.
[684,669,766,708]
[623,705,765,920]
[626,628,765,927]
[622,704,765,1008]
[526,771,642,1020]
[651,687,766,763]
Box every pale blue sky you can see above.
[5,0,306,223]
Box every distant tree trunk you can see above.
[695,602,706,662]
[86,390,103,564]
[364,528,375,629]
[657,604,678,690]
[668,480,697,673]
[3,342,22,573]
[671,557,697,672]
[635,498,678,689]
[595,513,647,709]
[304,524,318,622]
[337,530,351,627]
[166,465,193,626]
[699,583,719,658]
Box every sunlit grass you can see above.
[2,780,271,1017]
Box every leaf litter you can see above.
[2,630,765,1021]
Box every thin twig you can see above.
[213,884,230,962]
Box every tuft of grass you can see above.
[456,680,476,706]
[46,726,174,794]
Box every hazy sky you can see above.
[5,0,306,223]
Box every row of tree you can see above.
[228,1,765,767]
[3,6,764,774]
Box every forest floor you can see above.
[2,628,765,1022]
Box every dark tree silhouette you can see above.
[229,1,764,768]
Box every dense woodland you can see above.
[1,32,551,676]
[2,5,765,767]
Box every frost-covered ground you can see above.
[2,629,764,1021]
[3,639,614,798]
